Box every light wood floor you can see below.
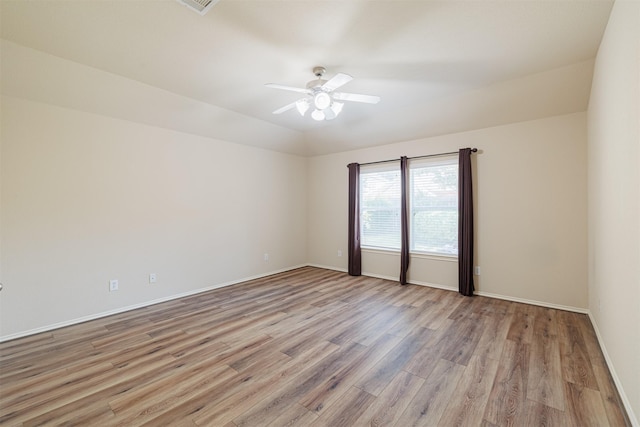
[0,267,630,426]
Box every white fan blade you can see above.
[333,92,380,104]
[272,101,298,115]
[265,83,311,95]
[322,73,353,92]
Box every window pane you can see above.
[360,167,401,250]
[410,160,458,255]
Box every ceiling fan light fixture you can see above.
[311,109,325,121]
[313,92,331,110]
[323,108,336,121]
[323,101,343,121]
[296,99,310,116]
[331,101,344,116]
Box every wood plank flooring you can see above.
[0,267,631,426]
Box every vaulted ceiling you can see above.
[1,0,614,156]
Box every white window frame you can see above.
[358,157,459,258]
[359,162,401,251]
[409,156,459,258]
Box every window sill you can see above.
[361,247,458,262]
[411,252,458,263]
[361,247,400,256]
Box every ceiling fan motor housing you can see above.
[306,79,327,89]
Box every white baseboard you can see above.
[408,278,458,292]
[306,263,347,273]
[307,264,588,313]
[0,264,307,343]
[474,290,589,314]
[305,264,456,292]
[587,311,639,427]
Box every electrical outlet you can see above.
[474,266,481,276]
[337,250,342,257]
[109,279,119,292]
[263,253,269,262]
[149,273,157,284]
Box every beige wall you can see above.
[588,0,640,423]
[308,113,588,310]
[0,96,307,339]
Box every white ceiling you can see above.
[0,0,613,156]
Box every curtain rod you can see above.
[355,148,477,167]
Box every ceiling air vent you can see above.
[176,0,219,15]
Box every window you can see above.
[410,158,458,255]
[359,157,458,256]
[360,165,401,249]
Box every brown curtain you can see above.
[400,156,410,285]
[458,148,474,296]
[348,163,361,276]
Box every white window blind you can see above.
[359,165,401,250]
[358,157,458,256]
[410,158,458,255]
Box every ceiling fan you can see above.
[266,66,380,121]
